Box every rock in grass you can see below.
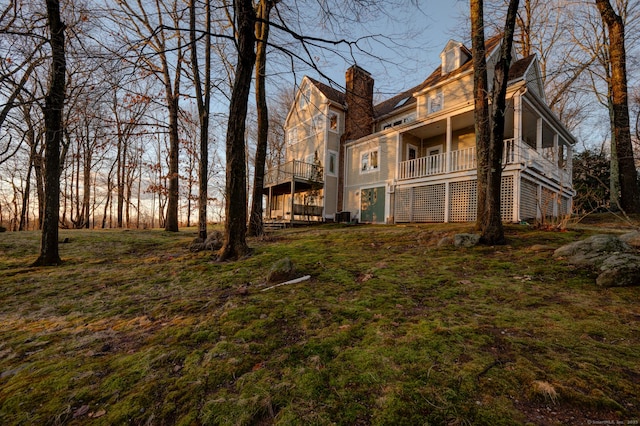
[454,233,481,248]
[596,263,640,287]
[620,231,640,249]
[554,234,640,287]
[204,231,223,250]
[552,234,632,266]
[189,230,223,252]
[267,257,295,283]
[437,236,454,247]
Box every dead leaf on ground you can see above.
[89,409,106,418]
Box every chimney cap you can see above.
[346,64,372,77]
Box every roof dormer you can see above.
[440,40,469,75]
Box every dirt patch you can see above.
[515,400,625,426]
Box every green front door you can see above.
[361,187,385,223]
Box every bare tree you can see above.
[189,0,213,241]
[472,0,520,245]
[217,0,256,261]
[595,0,640,213]
[248,0,277,237]
[33,0,66,266]
[108,0,186,232]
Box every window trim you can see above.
[287,127,298,145]
[327,150,338,176]
[406,144,418,161]
[329,113,339,133]
[427,144,443,156]
[360,148,379,174]
[428,90,444,114]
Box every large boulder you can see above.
[552,234,632,267]
[596,263,640,287]
[554,234,640,287]
[620,231,640,249]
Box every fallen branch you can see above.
[261,275,311,291]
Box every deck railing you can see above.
[264,160,324,186]
[398,138,572,182]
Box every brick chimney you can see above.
[344,65,374,140]
[338,65,374,211]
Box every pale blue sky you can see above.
[292,1,469,101]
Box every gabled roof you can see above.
[305,34,531,120]
[307,77,346,105]
[374,34,504,119]
[508,54,536,81]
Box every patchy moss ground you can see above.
[0,223,638,425]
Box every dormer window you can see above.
[440,40,465,75]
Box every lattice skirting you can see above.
[394,183,446,222]
[449,180,477,222]
[520,178,573,220]
[560,196,571,216]
[395,176,514,223]
[520,178,538,220]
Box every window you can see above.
[328,150,338,175]
[361,149,379,173]
[428,145,443,156]
[428,91,444,114]
[444,48,457,73]
[298,85,312,109]
[407,145,418,161]
[312,114,323,133]
[287,127,298,145]
[329,113,338,131]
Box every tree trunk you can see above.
[472,0,519,245]
[595,0,640,213]
[248,0,274,237]
[116,124,125,228]
[218,0,256,261]
[607,97,620,210]
[34,0,65,266]
[471,0,491,231]
[19,161,32,231]
[165,94,180,231]
[83,139,91,229]
[190,0,212,241]
[20,122,37,231]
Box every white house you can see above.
[263,34,576,225]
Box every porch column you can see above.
[445,116,452,172]
[514,94,522,161]
[396,133,401,180]
[512,172,521,223]
[536,117,543,152]
[444,181,450,223]
[291,180,295,225]
[553,133,559,165]
[268,187,272,219]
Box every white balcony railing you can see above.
[398,138,572,182]
[264,160,324,186]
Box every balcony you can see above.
[398,138,572,183]
[264,160,324,187]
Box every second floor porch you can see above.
[398,137,572,184]
[264,159,324,188]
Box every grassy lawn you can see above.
[0,222,638,425]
